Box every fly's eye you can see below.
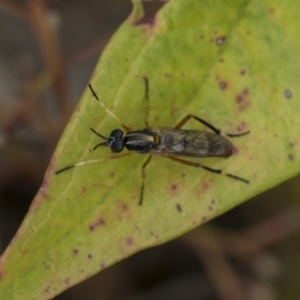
[109,129,124,153]
[111,138,124,153]
[110,129,123,139]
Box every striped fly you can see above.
[56,78,250,204]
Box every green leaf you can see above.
[1,0,300,298]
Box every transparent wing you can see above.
[149,128,233,158]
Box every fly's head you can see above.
[90,127,124,152]
[108,129,124,153]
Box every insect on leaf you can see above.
[1,0,300,299]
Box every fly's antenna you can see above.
[90,128,110,150]
[88,84,131,132]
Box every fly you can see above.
[56,77,250,205]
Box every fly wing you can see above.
[149,128,233,158]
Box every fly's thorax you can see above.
[124,129,155,153]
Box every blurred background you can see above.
[1,1,300,299]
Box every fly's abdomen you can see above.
[149,128,233,158]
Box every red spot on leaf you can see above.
[236,121,248,132]
[232,146,239,155]
[219,81,228,90]
[201,182,210,192]
[89,218,106,231]
[236,89,250,111]
[118,201,128,212]
[126,237,134,246]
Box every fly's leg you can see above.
[88,83,131,133]
[168,156,249,184]
[175,114,250,137]
[143,76,150,127]
[56,152,132,174]
[139,155,153,205]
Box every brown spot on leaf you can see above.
[170,183,181,197]
[176,203,182,212]
[288,154,294,161]
[150,232,159,239]
[202,182,210,191]
[100,263,106,269]
[87,254,93,259]
[284,89,292,99]
[126,237,134,246]
[118,201,128,212]
[39,180,49,197]
[216,36,226,46]
[64,278,71,286]
[43,262,50,269]
[110,172,115,178]
[72,249,79,256]
[236,89,250,111]
[89,217,106,231]
[240,69,246,76]
[81,186,87,194]
[236,121,248,132]
[232,146,239,155]
[219,58,224,63]
[164,73,173,78]
[219,81,227,90]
